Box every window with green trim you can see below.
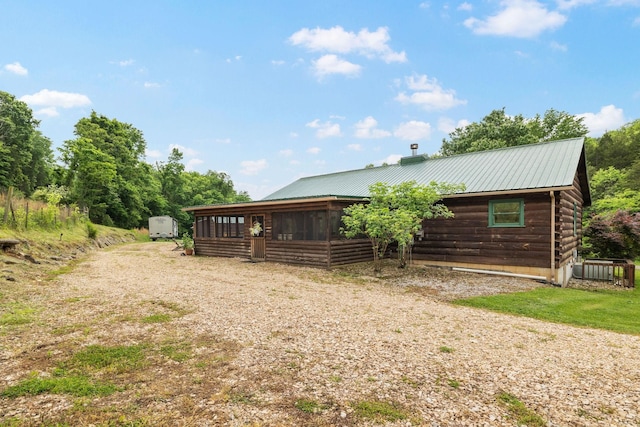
[488,199,524,227]
[573,202,577,236]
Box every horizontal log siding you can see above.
[413,193,552,268]
[267,241,329,267]
[329,239,374,266]
[194,239,250,258]
[555,173,584,268]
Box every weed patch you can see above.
[0,303,36,326]
[497,391,546,426]
[1,372,117,398]
[351,400,412,423]
[66,344,146,373]
[142,313,172,323]
[159,342,192,362]
[294,398,328,414]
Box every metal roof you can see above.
[263,137,588,201]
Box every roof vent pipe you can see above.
[410,143,418,156]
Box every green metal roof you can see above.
[263,137,590,202]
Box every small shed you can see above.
[183,138,590,285]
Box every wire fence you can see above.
[0,190,86,231]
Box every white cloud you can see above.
[144,81,162,88]
[289,159,301,165]
[271,60,285,65]
[464,0,567,38]
[577,105,626,137]
[279,149,294,157]
[394,121,432,140]
[118,59,135,67]
[395,75,467,111]
[550,41,568,51]
[378,154,402,165]
[307,147,321,154]
[312,54,361,78]
[20,89,91,108]
[458,2,473,11]
[20,89,91,117]
[215,138,231,144]
[354,116,391,139]
[633,16,640,26]
[306,119,342,138]
[4,62,28,76]
[419,2,430,9]
[145,149,163,159]
[169,143,198,157]
[347,144,363,151]
[438,117,470,134]
[289,25,407,63]
[240,159,268,175]
[185,158,204,171]
[34,107,59,117]
[290,132,299,138]
[557,0,596,10]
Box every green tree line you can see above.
[0,90,249,233]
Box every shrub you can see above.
[585,210,640,259]
[86,222,98,239]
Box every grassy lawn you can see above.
[454,285,640,335]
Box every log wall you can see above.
[194,238,250,258]
[555,172,584,268]
[266,240,329,267]
[413,193,552,269]
[329,239,374,266]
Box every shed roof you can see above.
[263,137,590,202]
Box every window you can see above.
[488,199,524,227]
[213,215,244,238]
[273,210,339,241]
[195,216,213,237]
[573,202,578,237]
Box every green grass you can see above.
[1,373,117,398]
[351,400,409,423]
[497,391,546,426]
[142,313,172,323]
[0,303,36,326]
[454,287,640,335]
[294,398,327,414]
[159,342,192,362]
[66,344,146,372]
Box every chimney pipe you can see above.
[410,143,418,156]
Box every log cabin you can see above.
[182,137,590,285]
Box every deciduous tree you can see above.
[341,181,463,272]
[440,108,588,156]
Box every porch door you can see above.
[250,215,266,261]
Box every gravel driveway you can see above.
[1,242,639,426]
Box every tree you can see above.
[60,137,117,224]
[586,119,640,172]
[0,91,53,195]
[61,112,153,228]
[440,108,588,156]
[584,210,640,259]
[341,181,463,272]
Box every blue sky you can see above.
[2,1,639,199]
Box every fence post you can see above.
[3,186,12,224]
